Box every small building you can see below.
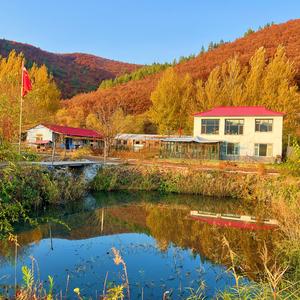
[115,133,221,160]
[114,134,165,152]
[160,136,221,160]
[193,106,284,161]
[26,124,103,150]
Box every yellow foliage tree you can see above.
[0,50,61,141]
[195,46,300,134]
[149,68,195,134]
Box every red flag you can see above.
[22,66,32,97]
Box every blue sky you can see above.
[0,0,299,64]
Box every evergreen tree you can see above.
[244,28,255,37]
[199,46,206,55]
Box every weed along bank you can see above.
[193,106,284,161]
[26,124,104,150]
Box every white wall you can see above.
[26,125,54,144]
[193,116,283,158]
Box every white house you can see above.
[26,124,103,150]
[193,106,284,161]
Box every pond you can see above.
[0,192,278,299]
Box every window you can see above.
[225,119,244,135]
[226,143,240,156]
[35,134,43,141]
[255,119,273,132]
[201,119,219,134]
[254,144,273,157]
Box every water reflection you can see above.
[0,192,278,299]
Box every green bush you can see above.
[0,164,87,237]
[0,142,38,162]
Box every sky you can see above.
[0,0,300,64]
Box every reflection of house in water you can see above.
[26,124,104,150]
[190,210,278,230]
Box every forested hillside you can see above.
[0,39,140,98]
[63,19,300,120]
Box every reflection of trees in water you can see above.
[0,227,43,266]
[0,192,277,279]
[145,206,279,280]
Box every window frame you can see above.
[255,119,273,132]
[224,119,244,135]
[254,143,273,157]
[201,119,220,135]
[35,134,43,141]
[226,142,240,156]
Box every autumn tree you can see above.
[55,107,85,128]
[195,46,300,133]
[149,68,195,134]
[0,51,24,140]
[0,50,61,141]
[85,98,126,157]
[24,64,61,128]
[121,113,151,134]
[243,47,266,103]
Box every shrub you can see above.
[69,146,93,160]
[0,164,87,237]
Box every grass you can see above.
[91,165,293,201]
[218,238,300,300]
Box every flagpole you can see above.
[18,60,24,154]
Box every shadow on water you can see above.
[0,191,279,299]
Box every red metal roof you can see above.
[42,124,103,139]
[194,106,284,117]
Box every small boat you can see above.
[190,210,278,230]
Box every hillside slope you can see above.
[65,19,300,117]
[0,39,140,98]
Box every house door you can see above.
[65,138,73,150]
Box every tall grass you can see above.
[91,165,298,202]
